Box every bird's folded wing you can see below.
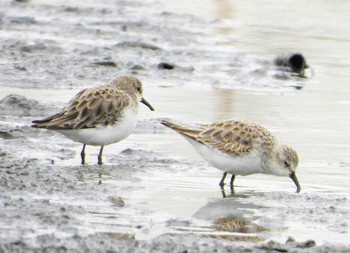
[32,86,130,130]
[197,120,254,155]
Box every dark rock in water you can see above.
[274,52,308,77]
[157,62,175,70]
[93,61,117,67]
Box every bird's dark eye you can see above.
[136,86,141,92]
[284,161,290,167]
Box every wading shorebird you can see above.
[161,119,301,193]
[32,76,154,165]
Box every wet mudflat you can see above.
[1,0,350,252]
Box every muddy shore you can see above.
[1,0,349,252]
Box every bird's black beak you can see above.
[141,97,155,111]
[289,172,301,193]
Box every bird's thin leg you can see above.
[81,144,86,165]
[230,175,236,187]
[98,145,104,165]
[221,182,235,198]
[229,184,235,195]
[219,172,227,187]
[221,187,227,198]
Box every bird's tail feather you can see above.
[160,119,201,140]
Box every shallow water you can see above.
[107,0,348,243]
[1,0,350,249]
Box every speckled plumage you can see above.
[161,119,301,192]
[32,76,154,165]
[197,120,277,155]
[33,76,144,130]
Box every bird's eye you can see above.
[284,161,290,167]
[136,86,141,92]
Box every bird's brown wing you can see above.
[32,85,130,130]
[161,119,254,155]
[195,120,259,155]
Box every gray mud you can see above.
[0,0,307,91]
[1,0,349,252]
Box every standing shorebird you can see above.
[161,119,301,193]
[32,76,154,165]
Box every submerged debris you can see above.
[274,52,309,77]
[93,61,118,67]
[157,62,175,70]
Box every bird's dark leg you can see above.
[230,175,236,187]
[221,182,235,198]
[229,184,235,195]
[98,145,104,165]
[221,187,227,198]
[80,144,86,165]
[219,172,227,187]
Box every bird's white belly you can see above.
[185,136,264,176]
[57,109,138,146]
